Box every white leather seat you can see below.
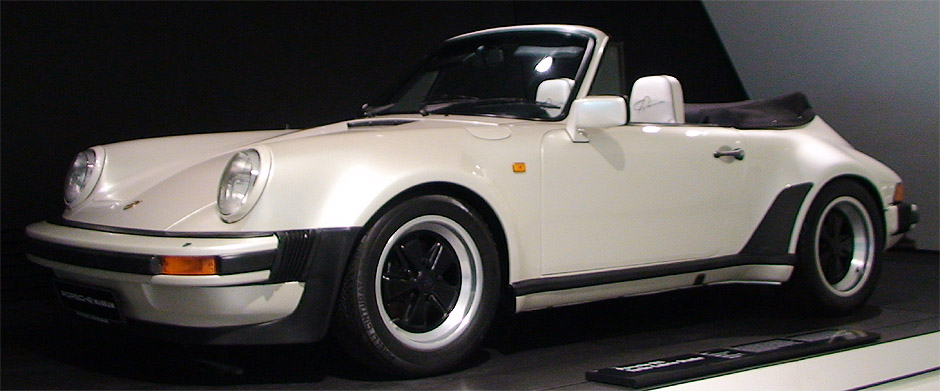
[629,75,685,124]
[536,78,574,117]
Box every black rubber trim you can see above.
[895,202,918,234]
[26,236,277,275]
[28,238,161,274]
[116,227,362,345]
[269,230,317,282]
[218,251,278,275]
[48,217,276,238]
[512,254,796,296]
[739,183,813,256]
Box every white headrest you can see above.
[629,75,685,124]
[536,78,574,117]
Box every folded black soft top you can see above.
[684,92,815,129]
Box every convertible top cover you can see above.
[685,92,816,129]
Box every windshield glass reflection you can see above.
[366,30,592,120]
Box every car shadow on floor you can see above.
[482,283,883,355]
[1,282,883,389]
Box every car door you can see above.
[540,123,748,275]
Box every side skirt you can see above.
[512,253,796,297]
[514,262,794,312]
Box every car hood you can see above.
[62,115,521,231]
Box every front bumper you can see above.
[25,220,360,344]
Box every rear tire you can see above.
[791,180,883,314]
[332,195,500,377]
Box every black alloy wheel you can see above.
[791,179,883,314]
[333,195,500,377]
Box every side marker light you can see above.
[893,183,906,203]
[513,162,526,173]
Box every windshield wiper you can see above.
[361,103,395,117]
[361,97,481,117]
[420,97,561,115]
[365,97,561,118]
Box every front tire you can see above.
[333,195,500,377]
[791,180,883,314]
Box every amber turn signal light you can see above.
[893,183,906,203]
[161,256,218,275]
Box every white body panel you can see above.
[541,124,746,274]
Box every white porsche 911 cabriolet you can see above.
[26,24,918,376]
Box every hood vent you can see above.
[347,119,417,128]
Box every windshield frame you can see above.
[364,25,606,122]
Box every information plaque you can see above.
[585,329,879,388]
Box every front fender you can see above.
[166,126,540,286]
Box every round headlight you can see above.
[218,149,268,223]
[64,148,103,207]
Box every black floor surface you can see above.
[2,250,937,390]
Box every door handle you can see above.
[713,148,745,161]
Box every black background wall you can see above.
[1,1,745,242]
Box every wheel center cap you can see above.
[417,271,436,293]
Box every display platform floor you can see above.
[2,250,937,390]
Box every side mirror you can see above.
[565,96,627,143]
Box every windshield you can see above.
[365,30,593,120]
